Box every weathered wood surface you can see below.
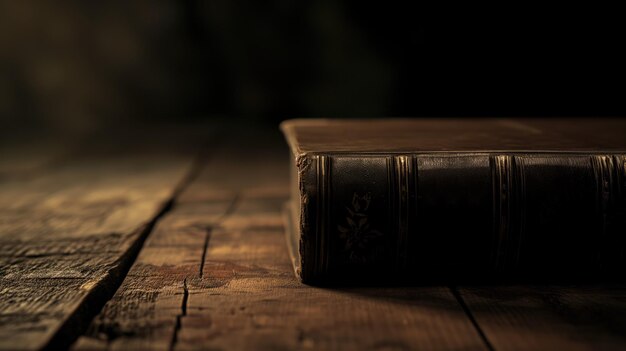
[6,126,626,351]
[0,129,206,350]
[74,134,487,351]
[459,285,626,351]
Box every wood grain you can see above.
[11,126,626,351]
[177,205,485,351]
[0,134,199,350]
[72,194,237,351]
[74,133,487,351]
[459,286,626,351]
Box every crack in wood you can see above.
[450,286,496,351]
[168,194,240,350]
[182,278,189,316]
[169,278,189,351]
[42,201,175,351]
[199,229,211,279]
[199,194,240,279]
[39,154,210,351]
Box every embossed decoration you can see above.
[337,192,384,264]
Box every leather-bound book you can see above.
[281,118,626,284]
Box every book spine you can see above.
[298,153,626,283]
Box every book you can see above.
[280,118,626,284]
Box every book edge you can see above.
[279,118,626,154]
[282,201,302,281]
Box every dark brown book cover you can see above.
[281,118,626,284]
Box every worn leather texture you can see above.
[281,118,626,284]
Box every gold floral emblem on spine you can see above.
[337,192,383,264]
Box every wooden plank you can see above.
[75,131,487,351]
[176,129,290,204]
[459,286,626,351]
[73,196,237,351]
[178,200,485,351]
[0,133,200,350]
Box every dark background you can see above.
[1,1,625,136]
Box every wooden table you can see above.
[1,125,625,351]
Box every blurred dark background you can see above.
[1,1,625,136]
